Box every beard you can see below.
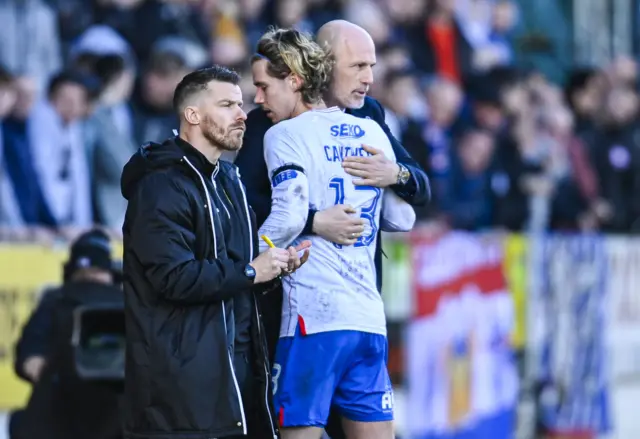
[202,116,245,151]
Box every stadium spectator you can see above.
[29,71,98,231]
[1,75,57,232]
[406,0,474,84]
[0,0,62,94]
[440,126,496,230]
[0,66,20,230]
[129,43,194,145]
[84,53,137,231]
[402,75,463,220]
[589,85,640,232]
[564,67,603,139]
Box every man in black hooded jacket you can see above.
[120,66,306,439]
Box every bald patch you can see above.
[317,20,373,56]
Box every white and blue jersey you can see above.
[259,107,415,338]
[259,106,415,427]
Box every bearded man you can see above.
[120,65,309,439]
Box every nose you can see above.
[254,89,265,105]
[361,66,374,86]
[237,107,247,121]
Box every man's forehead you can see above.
[251,59,272,82]
[206,80,243,101]
[334,34,375,63]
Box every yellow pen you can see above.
[261,234,276,248]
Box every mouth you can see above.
[354,90,367,98]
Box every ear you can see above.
[289,74,302,92]
[184,106,200,125]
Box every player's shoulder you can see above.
[264,115,308,141]
[264,120,295,146]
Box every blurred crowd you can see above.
[0,0,639,242]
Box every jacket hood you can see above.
[121,137,186,200]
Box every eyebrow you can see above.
[350,61,376,67]
[217,99,243,106]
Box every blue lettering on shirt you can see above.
[330,123,366,139]
[323,145,373,162]
[272,169,298,187]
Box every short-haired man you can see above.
[121,65,308,439]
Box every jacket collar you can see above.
[174,136,219,178]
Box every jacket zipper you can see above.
[183,157,247,435]
[211,177,231,220]
[237,168,277,438]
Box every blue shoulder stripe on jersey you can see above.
[271,164,305,187]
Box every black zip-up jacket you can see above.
[120,136,278,439]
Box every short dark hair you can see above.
[564,67,598,107]
[94,54,127,86]
[47,70,101,101]
[172,65,241,114]
[147,51,186,76]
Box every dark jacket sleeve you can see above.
[236,108,274,228]
[14,288,59,382]
[130,171,253,304]
[369,99,431,206]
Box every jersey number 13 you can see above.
[329,177,381,249]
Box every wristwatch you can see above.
[244,264,256,282]
[396,164,411,185]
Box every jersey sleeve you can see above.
[380,189,416,232]
[368,123,416,232]
[259,125,310,251]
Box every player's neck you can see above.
[179,129,222,165]
[323,95,342,110]
[291,99,327,118]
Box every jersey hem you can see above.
[279,324,387,338]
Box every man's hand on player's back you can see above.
[313,204,366,246]
[342,144,400,187]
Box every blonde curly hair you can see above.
[252,27,333,104]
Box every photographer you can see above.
[11,229,124,439]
